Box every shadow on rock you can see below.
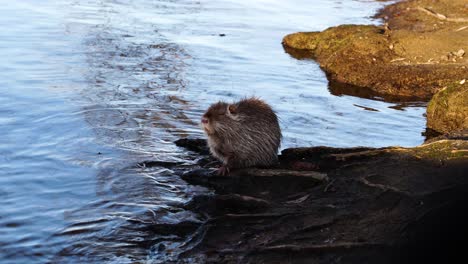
[166,137,468,263]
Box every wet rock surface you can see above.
[150,138,468,263]
[282,0,468,101]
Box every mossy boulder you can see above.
[426,82,468,134]
[283,0,468,101]
[283,25,391,60]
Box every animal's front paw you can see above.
[217,165,230,176]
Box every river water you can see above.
[0,0,426,263]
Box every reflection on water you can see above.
[327,79,429,110]
[0,0,426,263]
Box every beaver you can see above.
[201,97,282,175]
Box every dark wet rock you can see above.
[175,138,210,155]
[168,137,468,263]
[280,145,384,172]
[425,128,468,143]
[426,82,468,134]
[136,160,184,168]
[422,127,445,141]
[181,167,326,201]
[282,0,468,101]
[233,168,327,181]
[184,194,270,216]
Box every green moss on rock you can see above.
[282,0,468,101]
[426,82,468,134]
[282,24,465,100]
[283,25,390,61]
[404,139,468,160]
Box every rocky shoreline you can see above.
[282,0,467,102]
[143,137,467,263]
[282,0,467,136]
[147,0,467,263]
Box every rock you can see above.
[440,54,449,61]
[175,137,210,155]
[282,0,468,101]
[426,82,468,134]
[173,138,468,263]
[232,168,328,182]
[181,167,326,201]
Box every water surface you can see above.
[0,0,426,263]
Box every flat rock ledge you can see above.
[147,138,468,263]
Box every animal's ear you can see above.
[227,104,237,115]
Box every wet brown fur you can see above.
[202,97,282,172]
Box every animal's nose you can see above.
[201,118,208,124]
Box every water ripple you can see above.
[0,0,425,263]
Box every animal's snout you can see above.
[201,117,208,124]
